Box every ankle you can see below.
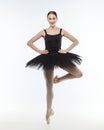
[47,108,51,113]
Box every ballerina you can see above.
[25,11,83,124]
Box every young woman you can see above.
[25,11,83,124]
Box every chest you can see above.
[44,35,62,43]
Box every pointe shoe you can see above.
[46,115,50,124]
[46,112,50,124]
[46,109,54,124]
[53,75,60,83]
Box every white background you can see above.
[0,0,104,130]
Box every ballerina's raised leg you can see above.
[53,66,83,83]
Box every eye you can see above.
[53,18,55,20]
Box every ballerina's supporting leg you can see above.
[53,66,83,83]
[43,68,54,124]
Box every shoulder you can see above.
[38,29,46,38]
[61,28,71,36]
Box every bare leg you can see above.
[43,68,55,124]
[53,66,83,83]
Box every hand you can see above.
[58,49,67,54]
[39,49,49,54]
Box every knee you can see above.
[76,72,83,78]
[46,81,53,87]
[47,86,53,94]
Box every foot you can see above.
[53,75,60,83]
[46,108,54,124]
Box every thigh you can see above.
[43,68,54,82]
[60,66,82,77]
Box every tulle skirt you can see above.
[25,51,82,70]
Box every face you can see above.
[47,14,57,27]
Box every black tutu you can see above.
[25,51,82,70]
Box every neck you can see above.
[50,25,56,29]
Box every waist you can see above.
[49,50,59,53]
[47,49,60,52]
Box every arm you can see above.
[58,29,79,53]
[27,30,48,54]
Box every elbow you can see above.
[27,41,32,46]
[74,40,79,45]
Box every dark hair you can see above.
[47,11,58,18]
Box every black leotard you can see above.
[44,28,62,52]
